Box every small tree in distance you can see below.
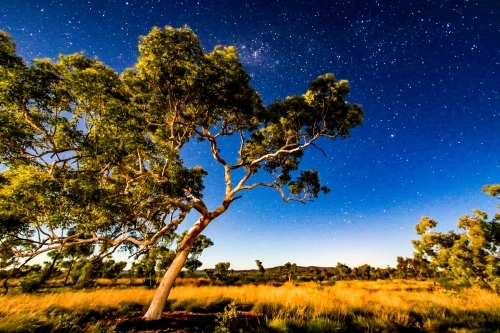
[255,260,265,275]
[283,262,297,281]
[214,262,231,280]
[0,26,363,320]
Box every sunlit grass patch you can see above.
[267,317,347,333]
[1,279,500,332]
[0,314,44,333]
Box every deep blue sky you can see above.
[1,0,499,269]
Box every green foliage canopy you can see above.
[0,26,363,269]
[412,186,500,292]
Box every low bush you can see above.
[19,271,43,293]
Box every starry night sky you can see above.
[1,0,499,269]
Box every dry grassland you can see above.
[1,279,500,332]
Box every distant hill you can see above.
[196,265,336,275]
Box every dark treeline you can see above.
[198,258,433,285]
[0,254,431,294]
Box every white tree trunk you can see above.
[143,218,209,321]
[142,245,191,320]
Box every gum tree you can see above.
[412,185,500,293]
[0,26,363,320]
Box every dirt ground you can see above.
[114,311,264,332]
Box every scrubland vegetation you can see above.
[1,279,500,332]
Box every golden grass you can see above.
[1,279,500,331]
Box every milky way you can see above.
[1,0,499,269]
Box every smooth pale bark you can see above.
[143,218,209,321]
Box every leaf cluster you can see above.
[412,187,500,292]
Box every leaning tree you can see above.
[0,26,363,320]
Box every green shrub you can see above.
[327,276,337,286]
[215,302,241,333]
[75,262,100,289]
[19,271,43,293]
[225,276,240,286]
